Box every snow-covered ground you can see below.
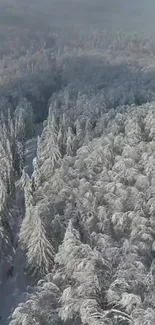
[0,137,38,325]
[24,137,38,176]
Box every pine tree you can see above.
[19,171,34,251]
[26,209,55,278]
[9,278,61,325]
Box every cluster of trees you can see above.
[0,48,62,123]
[2,1,155,324]
[0,101,33,288]
[8,91,155,324]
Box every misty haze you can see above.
[0,0,155,324]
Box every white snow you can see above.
[0,137,38,325]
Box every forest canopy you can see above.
[0,1,155,325]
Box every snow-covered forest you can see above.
[1,0,155,324]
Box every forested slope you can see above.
[1,1,155,325]
[8,97,155,325]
